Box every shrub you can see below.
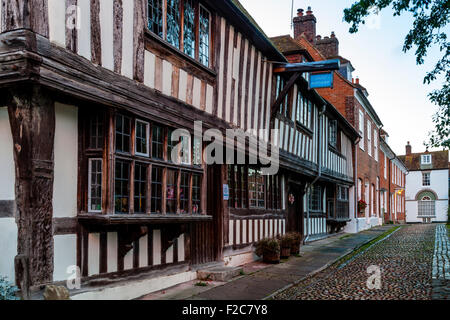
[286,232,302,246]
[0,276,20,300]
[254,238,280,257]
[279,234,292,248]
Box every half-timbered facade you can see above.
[0,0,358,299]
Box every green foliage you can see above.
[195,282,208,287]
[343,0,450,150]
[0,277,20,300]
[254,238,280,257]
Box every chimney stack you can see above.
[355,77,360,85]
[315,31,339,58]
[406,141,412,155]
[293,7,317,43]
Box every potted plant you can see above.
[287,232,302,255]
[279,234,292,259]
[255,238,280,264]
[358,200,367,214]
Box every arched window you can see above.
[417,191,436,218]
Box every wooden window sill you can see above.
[78,213,212,225]
[144,30,217,81]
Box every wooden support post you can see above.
[6,85,55,294]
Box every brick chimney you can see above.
[406,141,412,155]
[315,31,339,58]
[293,7,316,43]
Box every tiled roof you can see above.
[270,35,305,53]
[398,150,449,171]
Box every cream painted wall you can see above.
[0,218,17,283]
[53,234,77,282]
[48,0,66,47]
[0,108,15,200]
[53,103,78,218]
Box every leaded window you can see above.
[88,159,103,212]
[166,169,178,213]
[136,120,150,156]
[423,172,431,186]
[115,160,130,214]
[192,174,201,213]
[151,166,163,213]
[199,5,210,66]
[183,0,196,58]
[89,115,104,149]
[148,0,164,37]
[309,185,322,212]
[329,120,337,147]
[152,125,164,159]
[249,169,265,209]
[180,172,190,214]
[116,115,131,153]
[166,0,181,49]
[134,163,147,213]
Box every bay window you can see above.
[82,111,204,216]
[147,0,212,67]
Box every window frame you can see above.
[146,0,212,68]
[88,158,103,213]
[135,119,151,157]
[421,154,432,165]
[358,110,364,150]
[422,172,431,186]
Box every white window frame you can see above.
[421,154,432,165]
[422,172,431,186]
[135,119,150,157]
[88,158,103,213]
[384,154,387,179]
[359,110,364,150]
[367,121,372,157]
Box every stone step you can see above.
[197,266,243,282]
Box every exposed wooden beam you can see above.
[271,72,301,118]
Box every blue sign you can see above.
[309,72,334,89]
[223,184,229,201]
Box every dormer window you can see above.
[421,154,432,165]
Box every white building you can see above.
[399,143,449,223]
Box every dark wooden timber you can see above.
[90,0,102,66]
[133,0,145,82]
[53,217,78,235]
[113,0,123,74]
[271,73,302,119]
[5,85,55,294]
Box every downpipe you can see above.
[304,104,326,244]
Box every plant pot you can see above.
[281,247,290,259]
[291,243,300,255]
[263,251,280,264]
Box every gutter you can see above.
[304,103,326,243]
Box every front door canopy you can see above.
[273,59,341,74]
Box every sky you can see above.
[240,0,446,156]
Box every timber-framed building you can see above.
[0,0,358,299]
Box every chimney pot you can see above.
[293,7,316,43]
[297,8,304,16]
[406,142,412,155]
[331,31,336,38]
[307,6,312,15]
[352,78,354,83]
[356,77,360,85]
[316,35,321,41]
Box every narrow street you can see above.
[275,224,448,300]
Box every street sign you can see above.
[309,72,334,89]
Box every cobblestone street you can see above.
[275,224,448,300]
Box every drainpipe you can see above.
[354,137,360,233]
[304,103,326,244]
